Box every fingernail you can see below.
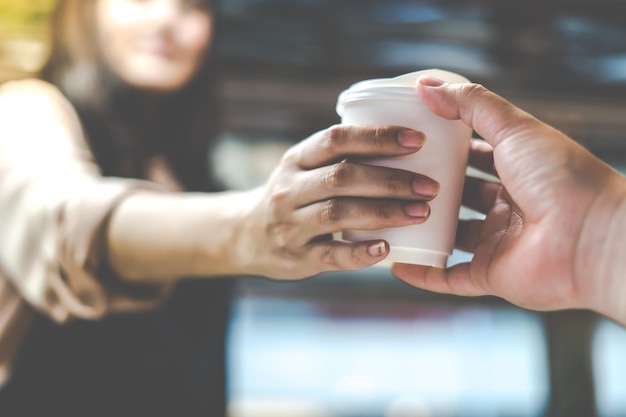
[368,241,387,257]
[418,75,445,87]
[405,202,430,218]
[413,178,440,197]
[398,130,425,148]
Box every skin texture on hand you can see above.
[391,76,626,325]
[233,125,441,280]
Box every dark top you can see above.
[0,279,233,417]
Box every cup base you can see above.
[376,246,448,268]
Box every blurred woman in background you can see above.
[0,0,437,414]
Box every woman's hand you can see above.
[392,76,626,324]
[235,125,440,280]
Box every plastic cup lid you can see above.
[336,68,470,115]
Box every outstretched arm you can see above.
[108,125,440,281]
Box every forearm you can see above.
[106,190,251,283]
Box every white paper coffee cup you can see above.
[336,69,472,268]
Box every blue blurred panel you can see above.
[228,296,549,417]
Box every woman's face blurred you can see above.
[96,0,213,92]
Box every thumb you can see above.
[415,76,540,148]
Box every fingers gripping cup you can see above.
[336,69,472,268]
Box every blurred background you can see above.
[2,0,626,416]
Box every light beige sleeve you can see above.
[0,79,173,323]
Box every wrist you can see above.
[226,187,267,277]
[190,189,263,278]
[577,174,626,324]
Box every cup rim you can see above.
[336,69,470,116]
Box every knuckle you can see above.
[350,244,364,265]
[280,146,300,166]
[376,202,393,220]
[385,173,403,194]
[319,199,345,223]
[324,163,351,189]
[267,187,290,216]
[266,222,293,249]
[455,82,490,125]
[372,126,395,147]
[320,244,364,270]
[320,245,341,269]
[460,82,488,99]
[325,125,350,150]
